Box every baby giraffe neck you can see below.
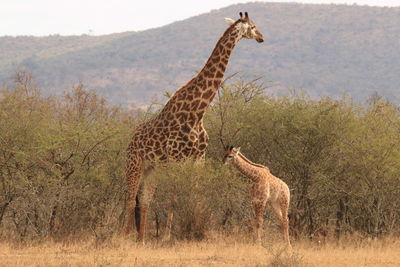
[232,153,261,182]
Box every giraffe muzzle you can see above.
[256,37,264,43]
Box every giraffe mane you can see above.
[237,152,269,171]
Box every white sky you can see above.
[1,0,399,36]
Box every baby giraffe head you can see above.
[223,145,241,164]
[225,12,264,43]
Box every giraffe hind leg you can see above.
[134,164,155,235]
[270,200,291,249]
[134,188,141,234]
[138,179,157,243]
[124,154,144,236]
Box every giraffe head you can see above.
[225,12,264,43]
[223,145,241,164]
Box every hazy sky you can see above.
[1,0,399,36]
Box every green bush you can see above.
[1,73,399,242]
[150,160,251,240]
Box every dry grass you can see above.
[0,235,399,267]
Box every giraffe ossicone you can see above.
[124,12,264,243]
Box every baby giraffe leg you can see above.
[253,201,266,245]
[281,204,291,249]
[270,200,291,249]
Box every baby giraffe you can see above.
[223,146,291,248]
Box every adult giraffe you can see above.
[125,12,264,242]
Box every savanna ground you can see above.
[1,234,399,267]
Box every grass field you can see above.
[1,235,399,267]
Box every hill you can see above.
[0,2,399,106]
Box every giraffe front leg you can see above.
[253,201,266,245]
[162,208,174,241]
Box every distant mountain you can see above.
[0,2,399,106]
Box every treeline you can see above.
[0,73,399,243]
[205,80,400,239]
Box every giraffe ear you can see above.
[236,147,241,153]
[224,18,235,25]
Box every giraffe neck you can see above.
[159,23,242,119]
[200,24,241,84]
[238,153,269,170]
[232,153,265,182]
[195,24,241,106]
